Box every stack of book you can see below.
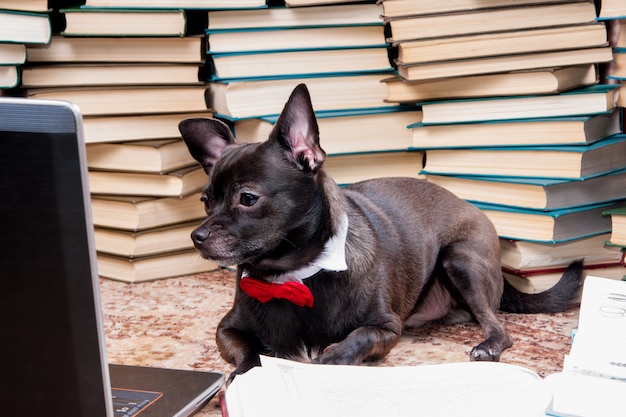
[20,4,220,282]
[395,0,626,290]
[0,1,54,89]
[380,0,611,104]
[204,2,424,185]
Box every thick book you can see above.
[0,0,49,12]
[0,9,51,44]
[207,25,386,54]
[87,165,207,197]
[90,193,206,231]
[94,221,199,258]
[474,201,620,243]
[411,111,621,149]
[380,0,569,19]
[0,66,19,89]
[544,275,626,416]
[97,250,218,283]
[597,0,626,19]
[0,43,26,65]
[419,84,619,124]
[234,108,422,155]
[209,74,394,119]
[384,65,597,104]
[423,169,626,210]
[421,135,626,180]
[386,1,597,42]
[207,4,382,31]
[26,36,205,63]
[20,64,203,87]
[83,0,266,7]
[283,0,366,6]
[500,233,625,272]
[82,112,213,144]
[504,263,626,294]
[395,23,607,65]
[208,47,393,81]
[397,47,613,82]
[25,86,209,116]
[603,205,626,247]
[324,151,424,186]
[86,139,197,173]
[61,8,206,37]
[223,356,553,417]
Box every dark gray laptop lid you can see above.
[0,97,223,417]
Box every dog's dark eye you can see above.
[240,192,259,207]
[200,194,211,210]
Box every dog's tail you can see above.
[499,260,584,314]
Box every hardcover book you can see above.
[61,8,206,37]
[88,165,207,197]
[474,201,620,243]
[86,139,197,173]
[384,65,597,104]
[207,4,382,31]
[90,193,206,231]
[419,84,619,124]
[386,1,597,42]
[208,47,393,81]
[209,74,394,119]
[411,111,621,149]
[25,86,209,116]
[97,250,218,283]
[207,25,386,54]
[397,47,612,82]
[0,9,51,44]
[26,36,206,63]
[395,24,607,65]
[420,135,626,180]
[423,169,626,210]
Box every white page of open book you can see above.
[224,356,552,417]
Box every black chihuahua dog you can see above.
[179,84,582,381]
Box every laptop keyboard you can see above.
[112,388,162,417]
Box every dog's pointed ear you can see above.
[271,84,326,173]
[179,118,235,175]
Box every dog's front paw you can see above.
[313,343,363,365]
[469,341,503,362]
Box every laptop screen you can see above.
[0,98,111,416]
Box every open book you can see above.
[544,275,626,417]
[223,356,553,417]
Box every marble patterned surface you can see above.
[100,269,579,416]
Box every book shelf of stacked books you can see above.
[2,0,625,287]
[386,0,626,291]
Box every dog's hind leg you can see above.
[440,245,514,362]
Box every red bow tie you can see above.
[239,277,314,308]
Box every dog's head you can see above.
[179,84,332,274]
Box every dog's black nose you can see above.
[191,226,210,245]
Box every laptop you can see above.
[0,97,225,417]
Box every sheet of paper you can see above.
[564,275,626,379]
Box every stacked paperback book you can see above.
[393,0,626,290]
[204,1,424,185]
[19,3,220,282]
[0,1,56,89]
